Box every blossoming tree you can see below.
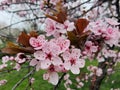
[0,0,120,90]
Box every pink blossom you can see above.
[0,79,7,86]
[15,53,27,64]
[104,27,120,47]
[77,82,84,88]
[55,37,70,53]
[105,18,120,25]
[0,64,7,69]
[62,48,85,74]
[14,63,21,71]
[2,56,9,64]
[64,74,70,80]
[84,41,98,54]
[32,50,63,70]
[96,68,103,77]
[43,71,59,85]
[97,53,105,62]
[45,18,57,36]
[29,35,46,50]
[64,20,75,31]
[30,78,35,84]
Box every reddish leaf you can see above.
[46,9,67,24]
[1,42,34,55]
[29,31,38,38]
[56,10,67,23]
[17,32,31,47]
[75,18,89,35]
[78,31,91,50]
[67,31,79,45]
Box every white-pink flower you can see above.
[43,71,59,85]
[15,53,27,64]
[55,37,70,53]
[32,50,63,70]
[45,18,57,36]
[64,20,75,31]
[105,18,120,25]
[29,35,46,50]
[0,79,7,86]
[85,41,98,53]
[62,48,85,74]
[2,56,9,64]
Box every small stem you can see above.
[12,67,35,90]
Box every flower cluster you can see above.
[29,34,85,85]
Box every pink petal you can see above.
[49,72,59,85]
[41,60,51,69]
[52,56,63,65]
[64,61,71,70]
[77,59,85,68]
[36,62,41,71]
[30,59,38,66]
[105,18,120,25]
[71,65,80,74]
[34,51,46,60]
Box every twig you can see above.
[0,16,45,31]
[12,67,35,90]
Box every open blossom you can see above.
[45,18,57,36]
[84,41,98,54]
[43,65,59,85]
[30,50,63,70]
[2,56,9,64]
[104,27,120,47]
[54,37,70,53]
[105,18,120,25]
[45,18,75,36]
[62,48,85,74]
[29,35,46,50]
[64,20,75,31]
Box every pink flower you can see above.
[105,18,120,25]
[62,48,85,74]
[31,50,63,70]
[55,37,70,53]
[14,63,21,71]
[2,56,9,64]
[43,71,59,85]
[64,74,70,80]
[15,53,27,64]
[85,41,98,53]
[45,18,57,36]
[96,68,103,77]
[0,64,7,69]
[29,35,46,50]
[0,79,7,86]
[104,27,120,47]
[64,20,75,31]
